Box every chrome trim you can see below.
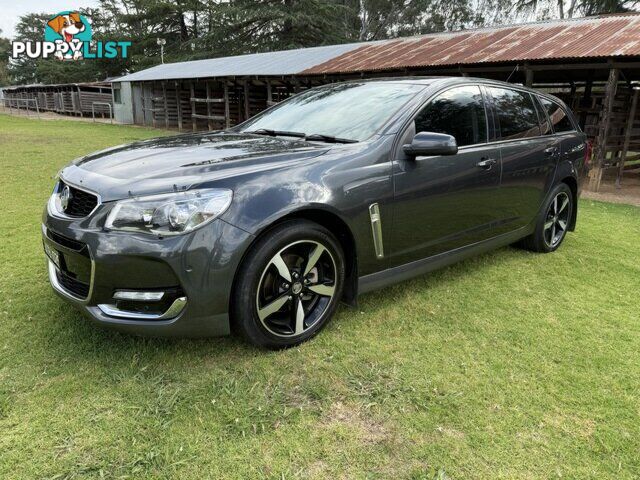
[113,290,165,301]
[48,177,102,220]
[97,297,187,320]
[369,203,384,259]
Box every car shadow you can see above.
[39,243,536,369]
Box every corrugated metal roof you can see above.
[303,13,640,74]
[113,42,365,82]
[112,13,640,83]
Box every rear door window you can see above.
[538,97,575,133]
[489,87,541,140]
[413,85,487,147]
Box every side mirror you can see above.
[403,132,458,157]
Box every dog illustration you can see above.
[47,12,85,60]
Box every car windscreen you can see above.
[237,82,426,141]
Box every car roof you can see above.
[335,75,534,90]
[332,76,565,105]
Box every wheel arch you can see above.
[229,207,359,319]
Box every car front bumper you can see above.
[42,204,254,337]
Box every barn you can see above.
[1,82,113,118]
[110,13,640,191]
[2,13,638,191]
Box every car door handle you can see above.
[476,158,497,169]
[544,147,559,156]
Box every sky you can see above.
[0,0,100,39]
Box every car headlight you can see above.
[105,188,232,236]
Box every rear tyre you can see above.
[519,183,573,253]
[232,220,345,349]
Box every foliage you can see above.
[5,0,640,84]
[5,0,499,84]
[0,31,10,87]
[513,0,640,19]
[0,113,639,478]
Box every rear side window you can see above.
[489,87,541,140]
[538,97,575,133]
[413,85,487,147]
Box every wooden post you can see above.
[616,87,639,188]
[206,81,213,130]
[162,81,169,129]
[175,81,182,131]
[579,72,593,130]
[151,82,157,129]
[525,68,533,88]
[78,85,82,116]
[266,78,273,105]
[569,81,577,110]
[243,79,250,121]
[141,84,147,126]
[71,89,77,115]
[589,68,619,192]
[224,82,230,129]
[190,81,197,131]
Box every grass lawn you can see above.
[1,113,639,479]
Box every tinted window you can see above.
[489,87,540,140]
[538,96,574,133]
[413,85,487,147]
[534,96,553,135]
[238,82,425,141]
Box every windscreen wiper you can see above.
[304,133,358,144]
[247,128,306,138]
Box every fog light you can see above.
[113,290,165,301]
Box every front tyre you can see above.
[232,220,345,349]
[520,182,573,253]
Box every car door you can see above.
[389,84,502,267]
[486,86,561,236]
[537,95,585,169]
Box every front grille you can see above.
[47,229,87,253]
[56,269,90,299]
[60,181,98,218]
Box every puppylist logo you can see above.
[12,11,131,61]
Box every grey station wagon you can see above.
[43,77,588,348]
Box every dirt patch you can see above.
[583,171,640,207]
[322,401,388,445]
[303,460,329,478]
[436,425,466,439]
[0,105,115,124]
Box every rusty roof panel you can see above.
[303,13,640,74]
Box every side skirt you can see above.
[358,224,534,295]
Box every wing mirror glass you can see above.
[403,131,458,157]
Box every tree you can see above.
[355,0,484,41]
[0,30,10,86]
[512,0,640,19]
[7,0,639,85]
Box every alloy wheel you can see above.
[543,191,571,248]
[255,240,337,337]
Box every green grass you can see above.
[1,113,639,479]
